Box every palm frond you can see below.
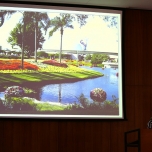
[0,10,16,27]
[49,26,59,37]
[65,24,74,29]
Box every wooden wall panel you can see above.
[134,86,151,128]
[30,120,58,152]
[2,120,59,152]
[124,10,152,86]
[124,10,143,85]
[58,120,110,152]
[1,8,152,152]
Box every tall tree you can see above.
[48,14,74,63]
[48,13,88,63]
[7,22,45,58]
[23,12,50,62]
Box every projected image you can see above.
[0,4,123,118]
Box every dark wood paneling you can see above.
[2,120,58,152]
[141,129,152,152]
[58,120,110,152]
[124,10,152,86]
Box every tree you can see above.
[85,54,92,60]
[7,22,45,58]
[23,12,50,62]
[0,10,15,27]
[37,51,49,58]
[102,16,118,28]
[91,54,109,65]
[48,14,74,63]
[48,13,88,63]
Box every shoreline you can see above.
[0,75,102,91]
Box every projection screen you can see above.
[0,2,124,119]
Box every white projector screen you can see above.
[0,2,124,119]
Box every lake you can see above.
[40,66,119,104]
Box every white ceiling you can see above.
[7,0,152,10]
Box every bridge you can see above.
[37,49,118,56]
[38,49,119,68]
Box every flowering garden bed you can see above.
[0,60,39,70]
[42,60,68,68]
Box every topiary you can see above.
[90,88,107,102]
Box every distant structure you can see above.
[80,40,87,50]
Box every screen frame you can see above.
[0,1,126,120]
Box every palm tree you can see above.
[0,10,16,27]
[24,12,50,62]
[48,14,74,63]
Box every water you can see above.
[0,67,119,104]
[40,66,119,104]
[0,92,4,99]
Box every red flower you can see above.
[42,60,68,68]
[0,60,39,70]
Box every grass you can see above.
[0,92,119,114]
[0,59,103,88]
[36,102,66,111]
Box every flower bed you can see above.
[5,86,24,98]
[42,60,68,68]
[0,60,39,70]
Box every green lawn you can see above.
[0,61,103,88]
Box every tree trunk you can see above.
[0,13,4,27]
[35,21,38,62]
[59,27,63,63]
[21,15,25,69]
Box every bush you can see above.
[10,97,37,111]
[77,93,90,108]
[91,54,109,65]
[37,51,49,58]
[0,99,5,111]
[67,94,119,111]
[90,88,107,102]
[5,86,24,98]
[85,54,92,60]
[103,100,119,110]
[0,55,9,58]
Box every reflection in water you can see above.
[40,67,119,104]
[59,84,61,103]
[0,67,119,104]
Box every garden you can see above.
[0,57,119,115]
[0,85,119,114]
[0,10,120,116]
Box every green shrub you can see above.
[37,51,49,58]
[67,94,119,111]
[10,97,37,111]
[91,54,109,65]
[85,54,92,60]
[0,99,5,111]
[103,100,119,110]
[77,93,90,108]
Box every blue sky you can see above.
[0,9,119,53]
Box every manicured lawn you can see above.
[0,59,103,88]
